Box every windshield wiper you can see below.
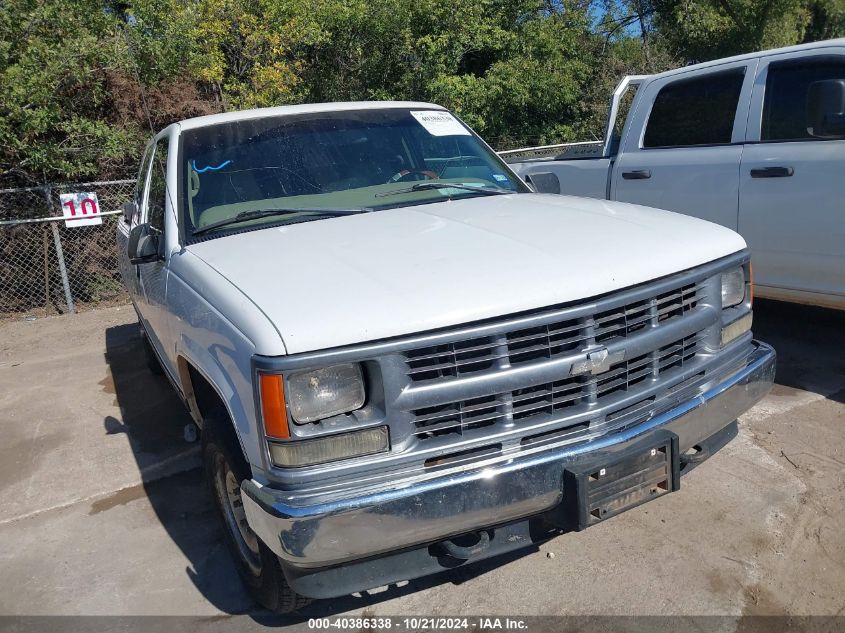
[192,207,370,236]
[375,181,512,198]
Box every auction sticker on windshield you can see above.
[411,110,471,136]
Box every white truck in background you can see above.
[505,38,845,310]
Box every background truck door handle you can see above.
[750,166,794,178]
[621,170,652,180]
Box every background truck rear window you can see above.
[643,69,745,148]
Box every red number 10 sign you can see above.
[60,192,102,228]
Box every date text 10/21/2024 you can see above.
[307,617,529,630]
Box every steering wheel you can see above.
[387,169,439,184]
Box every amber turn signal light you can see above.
[749,263,754,307]
[260,374,290,439]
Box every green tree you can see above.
[2,0,844,185]
[0,0,141,182]
[650,0,845,61]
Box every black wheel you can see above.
[203,420,311,614]
[140,327,164,375]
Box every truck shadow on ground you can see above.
[751,299,845,404]
[103,322,540,622]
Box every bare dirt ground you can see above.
[0,299,842,629]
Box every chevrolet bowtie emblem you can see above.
[570,347,625,376]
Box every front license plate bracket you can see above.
[560,430,680,531]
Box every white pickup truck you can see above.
[507,38,845,310]
[117,101,775,612]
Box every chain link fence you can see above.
[0,180,135,320]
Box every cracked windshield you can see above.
[182,108,526,239]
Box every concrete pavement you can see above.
[0,300,843,625]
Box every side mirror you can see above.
[524,171,561,194]
[807,79,845,138]
[128,223,160,265]
[122,201,138,224]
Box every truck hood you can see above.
[187,194,746,355]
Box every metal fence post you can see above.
[43,186,75,314]
[42,224,50,315]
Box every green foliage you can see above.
[652,0,845,61]
[0,0,142,181]
[0,0,843,184]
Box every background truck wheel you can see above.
[140,327,164,375]
[202,419,311,614]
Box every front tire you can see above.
[203,424,311,614]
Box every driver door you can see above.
[137,134,176,377]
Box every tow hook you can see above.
[680,444,710,465]
[435,530,491,561]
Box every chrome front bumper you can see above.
[242,340,775,590]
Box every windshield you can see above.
[179,108,528,240]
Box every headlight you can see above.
[720,267,745,308]
[287,363,366,423]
